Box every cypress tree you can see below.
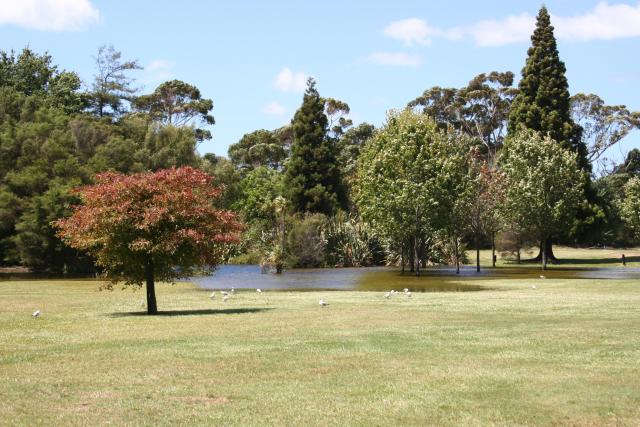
[284,78,346,214]
[509,6,588,171]
[508,6,590,261]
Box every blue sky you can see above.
[1,0,639,166]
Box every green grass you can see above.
[2,273,640,426]
[470,245,640,268]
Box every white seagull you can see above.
[256,289,262,293]
[319,299,328,307]
[406,291,412,298]
[223,295,229,302]
[32,310,41,318]
[539,275,546,279]
[231,287,235,293]
[209,291,216,299]
[403,288,409,293]
[384,292,391,299]
[532,285,537,289]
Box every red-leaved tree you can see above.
[55,167,242,314]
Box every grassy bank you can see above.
[1,275,640,426]
[470,245,640,268]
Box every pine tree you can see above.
[284,78,346,214]
[509,6,589,171]
[508,6,590,261]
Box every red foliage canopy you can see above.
[55,167,242,287]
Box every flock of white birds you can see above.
[30,277,546,318]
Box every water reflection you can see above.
[189,264,640,292]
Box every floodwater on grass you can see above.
[189,264,640,292]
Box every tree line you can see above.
[1,6,640,274]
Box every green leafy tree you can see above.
[619,177,640,241]
[354,109,471,275]
[499,129,586,270]
[55,167,242,314]
[284,78,346,214]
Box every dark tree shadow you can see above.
[109,308,272,317]
[557,257,639,265]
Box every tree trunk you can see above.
[145,260,158,315]
[414,207,421,276]
[491,233,496,268]
[475,234,480,273]
[414,234,420,276]
[454,238,460,274]
[542,240,548,271]
[401,243,405,275]
[532,237,557,262]
[409,239,415,273]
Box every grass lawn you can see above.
[1,271,640,426]
[470,245,640,268]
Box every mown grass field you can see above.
[472,245,640,268]
[1,259,640,426]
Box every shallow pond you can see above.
[189,264,640,292]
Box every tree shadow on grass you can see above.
[109,308,272,317]
[556,256,639,266]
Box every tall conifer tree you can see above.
[509,6,588,171]
[285,78,345,214]
[508,6,590,260]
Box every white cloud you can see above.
[273,67,308,92]
[381,2,640,48]
[553,1,640,42]
[383,18,462,46]
[0,0,100,31]
[362,51,422,67]
[262,101,286,116]
[468,14,535,47]
[141,59,175,87]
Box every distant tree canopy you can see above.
[55,167,242,314]
[134,79,214,142]
[409,71,517,161]
[88,45,142,118]
[228,129,288,170]
[2,30,640,277]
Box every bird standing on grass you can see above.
[209,291,216,299]
[319,299,328,307]
[32,310,41,318]
[256,289,262,293]
[223,295,229,302]
[384,292,391,299]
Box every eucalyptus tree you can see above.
[570,93,640,171]
[228,129,288,170]
[500,129,586,270]
[134,79,215,142]
[408,71,516,163]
